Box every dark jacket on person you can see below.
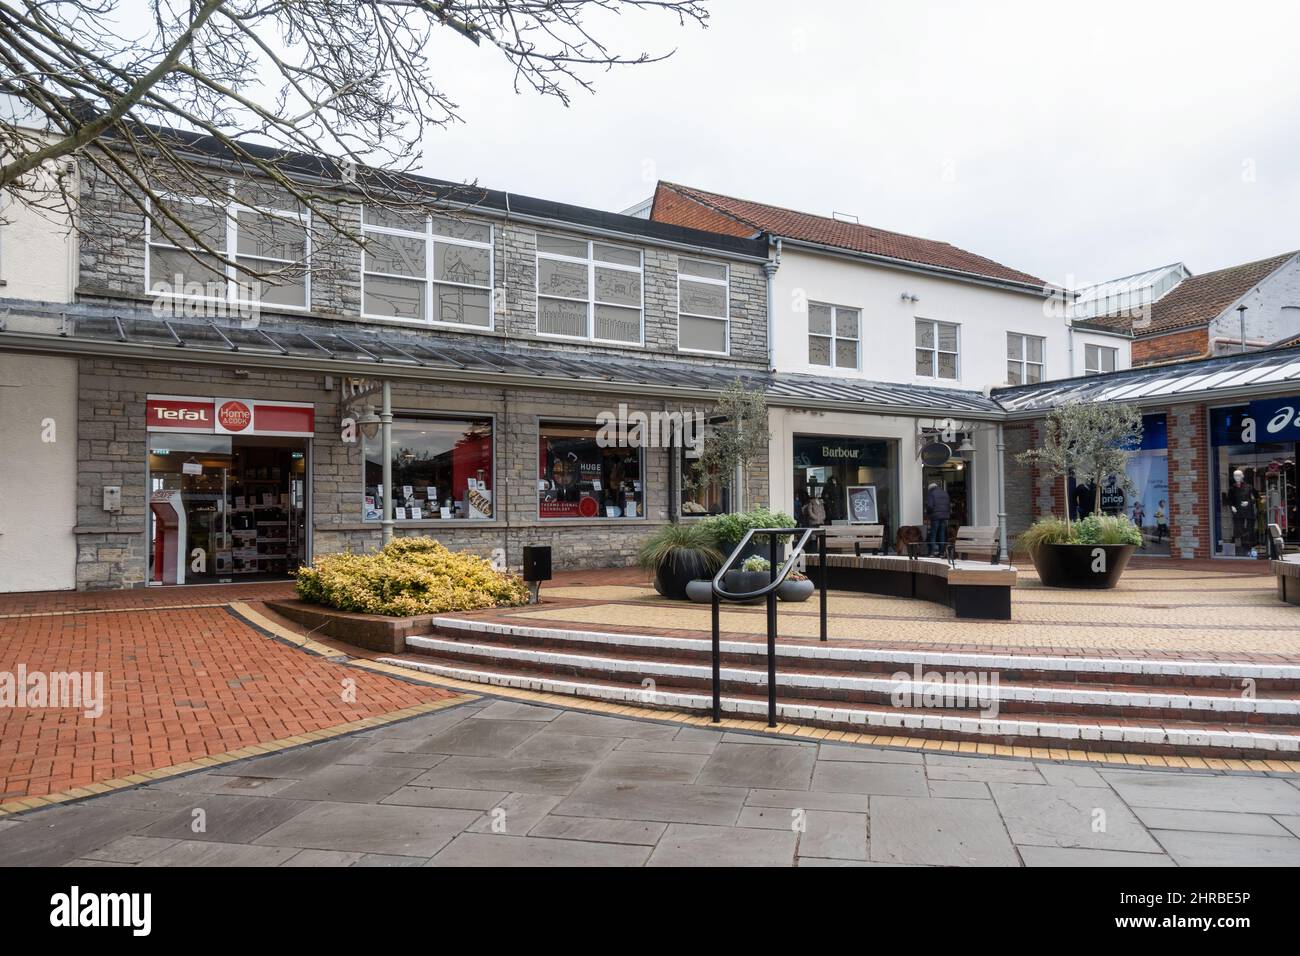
[925,484,950,521]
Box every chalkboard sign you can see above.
[847,485,878,524]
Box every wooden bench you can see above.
[1267,523,1299,560]
[952,525,1002,563]
[820,524,884,556]
[1273,554,1300,606]
[805,551,1017,620]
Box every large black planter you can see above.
[653,552,716,600]
[1029,543,1136,589]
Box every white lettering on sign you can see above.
[1268,406,1295,435]
[822,446,860,459]
[1240,415,1257,443]
[155,408,208,422]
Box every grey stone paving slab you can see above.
[797,857,912,867]
[745,789,870,812]
[991,784,1162,853]
[86,787,213,811]
[466,792,562,835]
[83,836,180,864]
[675,726,726,743]
[924,755,1045,784]
[554,779,747,825]
[817,744,924,764]
[1153,829,1300,866]
[616,736,720,755]
[811,760,927,797]
[1276,815,1300,838]
[1019,846,1174,867]
[547,711,679,739]
[720,732,812,747]
[736,806,802,830]
[870,796,1020,866]
[696,742,817,790]
[589,749,709,784]
[1103,770,1300,815]
[473,701,561,721]
[360,707,481,740]
[800,810,869,861]
[381,787,509,811]
[1134,807,1293,837]
[254,802,478,857]
[140,794,312,844]
[507,731,620,762]
[428,832,650,867]
[148,773,304,796]
[411,718,548,756]
[0,820,21,836]
[62,859,133,867]
[353,853,428,867]
[410,756,595,796]
[335,749,449,770]
[143,840,302,867]
[1036,764,1107,788]
[928,780,992,799]
[528,815,667,846]
[213,737,371,778]
[0,805,162,867]
[273,765,425,804]
[648,823,796,867]
[280,849,365,867]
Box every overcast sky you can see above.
[417,0,1300,288]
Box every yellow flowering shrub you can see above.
[295,537,529,617]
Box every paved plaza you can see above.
[1,695,1298,867]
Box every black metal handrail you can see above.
[709,527,828,728]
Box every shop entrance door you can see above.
[148,434,308,584]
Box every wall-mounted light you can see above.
[957,436,975,455]
[356,404,381,441]
[900,292,920,304]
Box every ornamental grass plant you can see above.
[296,537,529,617]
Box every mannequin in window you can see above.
[1227,468,1256,548]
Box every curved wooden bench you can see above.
[805,552,1017,620]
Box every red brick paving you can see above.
[0,584,458,800]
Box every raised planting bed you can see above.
[266,599,439,654]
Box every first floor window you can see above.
[536,234,643,344]
[678,258,729,354]
[916,319,959,380]
[1006,333,1045,384]
[538,421,644,518]
[148,187,308,308]
[1085,344,1117,375]
[363,416,494,521]
[808,302,860,369]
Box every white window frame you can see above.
[676,258,730,355]
[144,184,311,310]
[915,318,960,381]
[360,208,495,330]
[535,234,644,347]
[360,413,498,524]
[1085,343,1118,376]
[808,302,861,370]
[1006,332,1046,385]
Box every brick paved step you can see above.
[377,653,1300,759]
[428,617,1300,691]
[404,635,1300,726]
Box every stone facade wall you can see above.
[73,356,773,589]
[1167,401,1209,559]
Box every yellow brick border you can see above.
[228,601,348,659]
[0,694,477,818]
[353,657,1300,775]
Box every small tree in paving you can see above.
[1016,401,1143,535]
[688,378,769,511]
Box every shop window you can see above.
[361,207,493,328]
[1073,414,1170,555]
[1210,404,1297,556]
[808,303,860,369]
[916,319,959,380]
[1006,333,1045,384]
[680,441,733,517]
[362,417,495,521]
[536,234,643,345]
[678,258,729,354]
[792,434,898,536]
[538,420,644,518]
[147,190,308,308]
[1085,344,1117,375]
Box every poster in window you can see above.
[847,485,878,524]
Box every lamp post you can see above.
[380,380,393,545]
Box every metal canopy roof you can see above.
[768,373,1003,416]
[994,345,1300,414]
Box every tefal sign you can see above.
[147,395,314,437]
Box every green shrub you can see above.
[637,523,725,573]
[740,555,771,572]
[1016,517,1071,553]
[295,537,529,617]
[700,507,796,552]
[1073,514,1143,546]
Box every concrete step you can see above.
[404,635,1300,726]
[377,653,1300,759]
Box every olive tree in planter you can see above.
[686,377,769,516]
[1015,402,1144,588]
